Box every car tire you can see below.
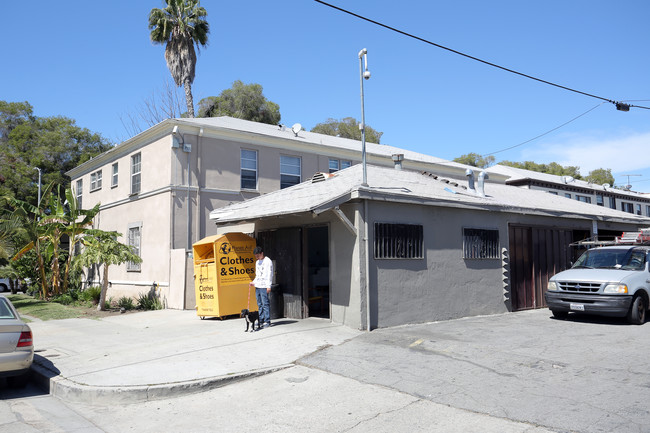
[0,284,8,292]
[551,310,569,320]
[7,373,30,388]
[627,296,646,325]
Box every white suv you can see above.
[545,244,650,325]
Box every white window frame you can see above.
[131,153,141,195]
[127,222,142,272]
[111,163,118,188]
[75,179,83,208]
[90,170,102,192]
[240,149,258,190]
[280,155,301,189]
[328,158,352,173]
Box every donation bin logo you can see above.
[217,239,255,287]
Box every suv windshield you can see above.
[572,248,647,271]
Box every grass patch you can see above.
[6,294,139,321]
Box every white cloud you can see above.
[520,131,650,175]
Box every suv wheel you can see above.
[551,310,569,320]
[0,284,8,293]
[627,296,647,325]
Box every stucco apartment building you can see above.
[66,117,485,310]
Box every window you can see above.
[575,195,591,203]
[463,228,500,259]
[622,202,634,214]
[90,170,102,191]
[127,223,142,272]
[548,191,558,195]
[596,194,604,206]
[609,197,616,209]
[646,205,650,217]
[131,153,141,195]
[374,223,423,259]
[75,179,83,208]
[329,158,352,173]
[241,149,257,190]
[564,193,571,199]
[280,155,301,189]
[111,163,118,187]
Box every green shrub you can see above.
[52,294,75,305]
[79,286,102,304]
[117,296,135,310]
[137,290,164,311]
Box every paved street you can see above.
[2,308,650,432]
[301,309,650,433]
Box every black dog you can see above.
[241,309,260,332]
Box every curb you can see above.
[30,361,293,404]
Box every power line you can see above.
[482,103,606,156]
[314,0,650,111]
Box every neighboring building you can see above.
[65,117,486,309]
[487,164,650,217]
[209,164,650,330]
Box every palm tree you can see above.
[149,0,209,118]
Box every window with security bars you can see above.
[463,228,499,259]
[374,223,423,259]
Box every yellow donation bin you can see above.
[193,232,257,319]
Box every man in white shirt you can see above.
[250,246,273,328]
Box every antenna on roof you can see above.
[291,123,302,137]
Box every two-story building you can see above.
[65,117,485,310]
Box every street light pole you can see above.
[34,167,41,207]
[358,48,371,186]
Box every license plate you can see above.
[570,303,585,311]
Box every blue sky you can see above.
[3,0,650,192]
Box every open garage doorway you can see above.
[306,226,330,319]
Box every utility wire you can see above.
[315,0,650,111]
[482,103,606,156]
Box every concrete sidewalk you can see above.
[27,310,361,404]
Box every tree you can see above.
[120,79,187,138]
[198,81,281,125]
[453,153,495,168]
[0,101,111,205]
[500,160,582,179]
[311,117,383,144]
[586,168,615,186]
[74,230,142,311]
[149,0,210,118]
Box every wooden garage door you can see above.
[509,226,573,311]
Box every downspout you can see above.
[196,128,203,244]
[187,144,191,252]
[364,199,371,331]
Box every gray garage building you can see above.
[210,164,650,330]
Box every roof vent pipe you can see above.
[392,154,404,170]
[477,171,489,197]
[465,169,476,193]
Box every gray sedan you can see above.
[0,295,33,387]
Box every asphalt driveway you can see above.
[300,308,650,433]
